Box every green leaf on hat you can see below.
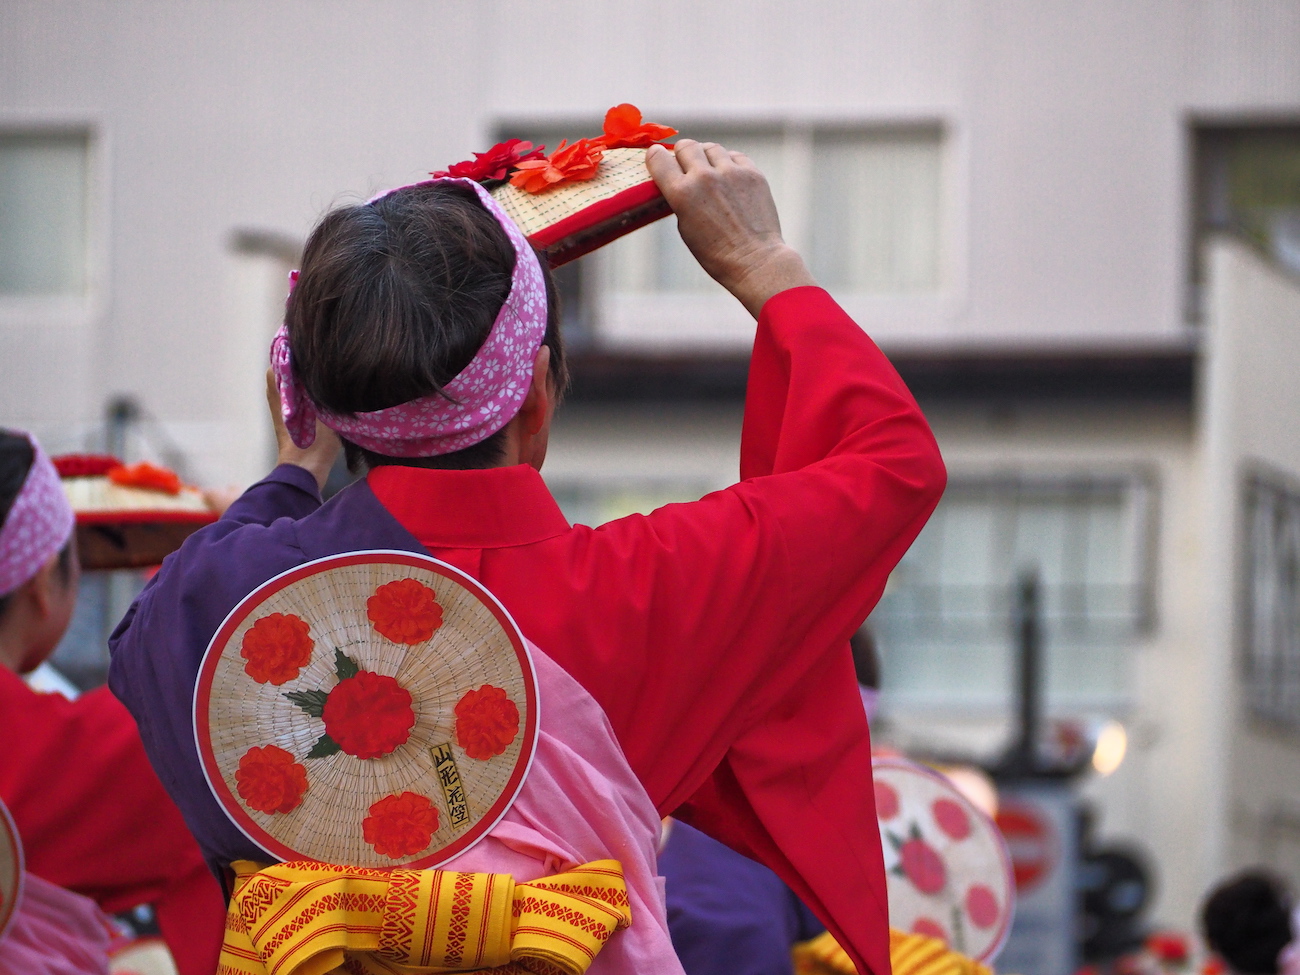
[306,733,341,759]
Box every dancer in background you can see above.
[0,430,224,975]
[1202,872,1298,975]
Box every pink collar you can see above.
[0,434,74,597]
[271,178,547,458]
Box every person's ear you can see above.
[26,556,59,620]
[522,346,553,436]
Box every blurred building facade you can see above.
[4,0,1300,937]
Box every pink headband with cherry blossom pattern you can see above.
[270,177,548,458]
[0,434,75,597]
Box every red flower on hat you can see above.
[240,613,314,685]
[321,670,415,760]
[509,138,605,194]
[1146,933,1189,964]
[454,685,520,760]
[431,138,547,183]
[108,461,182,495]
[235,745,308,815]
[899,836,946,895]
[363,791,438,859]
[367,579,443,645]
[965,884,1000,929]
[51,454,123,478]
[596,103,677,150]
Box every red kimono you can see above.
[0,667,226,975]
[367,287,947,975]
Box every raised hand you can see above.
[645,139,816,318]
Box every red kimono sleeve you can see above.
[0,668,225,975]
[539,287,944,975]
[682,287,947,975]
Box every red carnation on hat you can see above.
[596,103,677,150]
[899,836,946,895]
[363,792,438,859]
[454,684,520,760]
[240,613,314,685]
[109,461,182,495]
[235,745,308,815]
[432,138,546,183]
[322,670,415,760]
[367,578,443,645]
[509,138,605,194]
[51,454,123,478]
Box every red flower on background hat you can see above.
[431,138,547,183]
[596,103,678,150]
[509,138,605,194]
[363,792,438,859]
[455,684,520,760]
[322,670,415,760]
[240,613,314,685]
[236,745,308,815]
[367,578,443,645]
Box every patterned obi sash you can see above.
[219,858,631,975]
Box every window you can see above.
[1243,472,1300,730]
[0,130,90,296]
[599,126,942,297]
[872,476,1154,711]
[499,121,945,350]
[1193,126,1300,318]
[809,129,942,293]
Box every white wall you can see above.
[1199,238,1300,888]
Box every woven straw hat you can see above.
[872,757,1014,962]
[195,551,538,869]
[491,147,670,268]
[0,799,23,944]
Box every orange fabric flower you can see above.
[454,685,520,760]
[596,103,677,150]
[240,612,314,685]
[367,578,443,645]
[321,670,415,760]
[108,461,182,495]
[363,791,438,859]
[236,745,308,815]
[509,138,605,194]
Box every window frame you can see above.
[0,116,106,328]
[872,470,1159,713]
[1241,466,1300,733]
[495,112,965,353]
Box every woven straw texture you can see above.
[873,758,1014,962]
[490,147,652,236]
[0,799,22,941]
[202,556,534,868]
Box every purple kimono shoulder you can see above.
[107,466,427,874]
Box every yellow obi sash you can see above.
[219,859,631,975]
[792,929,994,975]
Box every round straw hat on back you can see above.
[872,757,1015,963]
[195,551,538,869]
